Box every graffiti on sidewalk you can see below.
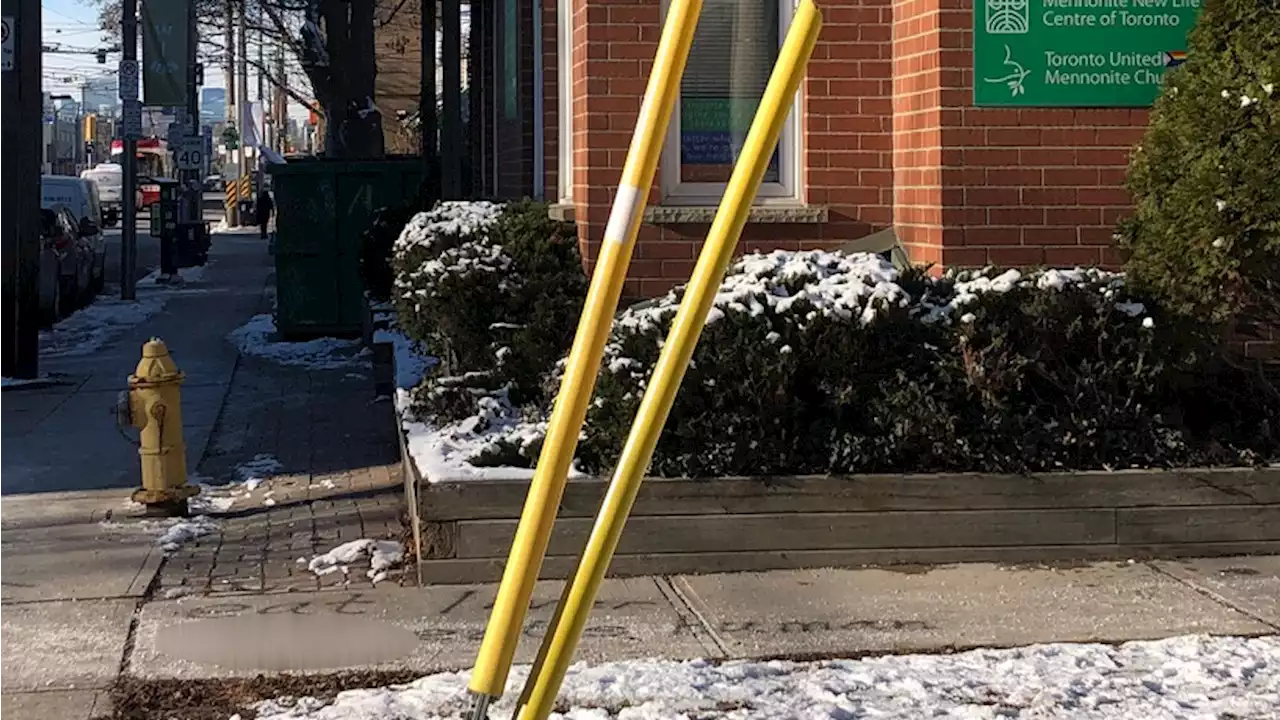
[183,593,375,619]
[436,588,657,616]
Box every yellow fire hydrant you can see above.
[124,338,199,515]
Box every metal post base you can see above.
[467,692,493,720]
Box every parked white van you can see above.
[80,163,123,226]
[41,175,106,295]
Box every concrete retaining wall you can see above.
[402,441,1280,584]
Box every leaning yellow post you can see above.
[465,0,706,713]
[513,3,823,718]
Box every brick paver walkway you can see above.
[155,287,410,598]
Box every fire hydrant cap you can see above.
[131,337,184,385]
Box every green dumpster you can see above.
[267,158,425,339]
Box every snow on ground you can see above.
[1,376,48,388]
[139,264,208,285]
[39,265,213,358]
[155,516,219,552]
[40,294,166,358]
[228,314,370,370]
[304,539,404,584]
[186,455,286,514]
[253,634,1280,720]
[99,513,219,553]
[235,453,284,490]
[374,327,435,392]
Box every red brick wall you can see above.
[550,0,1151,296]
[894,0,1147,270]
[566,0,897,298]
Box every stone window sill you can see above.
[548,203,575,222]
[643,204,828,225]
[548,203,829,226]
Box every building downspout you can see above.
[532,0,545,201]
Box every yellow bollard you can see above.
[465,0,706,712]
[513,3,823,718]
[125,338,199,515]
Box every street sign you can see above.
[122,99,143,139]
[174,136,204,171]
[973,0,1202,107]
[2,16,14,72]
[118,59,139,101]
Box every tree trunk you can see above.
[308,0,384,159]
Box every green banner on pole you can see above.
[973,0,1203,108]
[141,0,188,107]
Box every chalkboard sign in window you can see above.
[680,0,780,183]
[662,0,797,203]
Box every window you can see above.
[557,0,574,202]
[661,0,800,204]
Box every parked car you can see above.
[80,163,122,226]
[41,175,106,295]
[38,206,96,324]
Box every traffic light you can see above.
[96,48,107,64]
[83,113,97,143]
[195,63,204,86]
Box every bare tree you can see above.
[94,0,404,158]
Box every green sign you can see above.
[141,0,189,107]
[974,0,1203,107]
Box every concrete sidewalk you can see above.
[1,231,273,495]
[124,556,1280,681]
[4,544,1278,718]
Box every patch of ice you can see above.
[236,453,283,489]
[1,376,47,388]
[252,634,1280,720]
[306,539,404,583]
[228,314,369,370]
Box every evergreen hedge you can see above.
[1120,0,1280,331]
[393,200,588,420]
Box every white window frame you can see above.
[557,0,574,202]
[660,0,802,205]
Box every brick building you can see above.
[459,0,1194,296]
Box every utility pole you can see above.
[255,20,264,194]
[275,43,286,154]
[224,0,238,226]
[180,0,201,272]
[120,0,138,300]
[236,0,248,218]
[421,0,438,194]
[441,0,461,199]
[78,82,88,172]
[1,0,43,378]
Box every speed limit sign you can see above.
[174,136,205,171]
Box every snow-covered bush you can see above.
[1120,0,1280,331]
[563,251,1277,477]
[394,200,587,421]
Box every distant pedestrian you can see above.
[255,188,274,241]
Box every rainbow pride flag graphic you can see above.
[1164,51,1188,67]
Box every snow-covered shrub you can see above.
[394,199,587,422]
[1120,0,1280,331]
[566,251,1278,477]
